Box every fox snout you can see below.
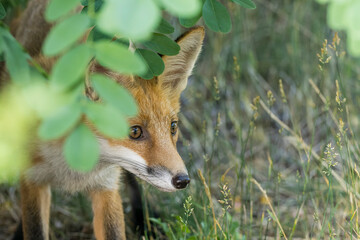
[147,166,190,189]
[143,162,190,192]
[99,139,190,192]
[172,174,190,189]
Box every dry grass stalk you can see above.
[259,99,360,199]
[251,178,288,240]
[198,169,217,236]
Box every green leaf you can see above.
[203,0,232,33]
[327,1,350,30]
[3,34,30,84]
[91,74,137,116]
[179,14,202,28]
[98,0,160,41]
[160,0,202,18]
[115,38,130,48]
[84,102,129,138]
[81,0,104,13]
[0,3,6,20]
[43,14,91,56]
[346,1,360,56]
[135,49,165,80]
[45,0,80,22]
[38,104,82,140]
[94,41,146,74]
[0,37,3,53]
[88,28,128,47]
[316,0,329,4]
[156,18,175,34]
[143,34,180,56]
[81,0,103,6]
[64,123,100,172]
[88,27,114,43]
[50,44,93,90]
[348,31,360,57]
[325,0,360,57]
[346,1,360,34]
[232,0,256,9]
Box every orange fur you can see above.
[106,77,185,172]
[20,178,51,240]
[91,190,126,240]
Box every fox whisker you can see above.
[101,156,149,173]
[101,156,172,188]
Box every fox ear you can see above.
[159,27,205,95]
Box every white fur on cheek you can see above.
[98,139,177,192]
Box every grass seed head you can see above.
[279,79,287,103]
[267,90,276,107]
[322,143,338,176]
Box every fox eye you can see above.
[171,121,178,136]
[129,126,143,140]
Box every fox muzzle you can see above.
[172,174,190,189]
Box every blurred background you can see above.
[2,0,360,239]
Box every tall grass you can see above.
[144,1,360,239]
[1,0,360,239]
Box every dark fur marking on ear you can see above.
[175,26,205,44]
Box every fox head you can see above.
[95,27,205,192]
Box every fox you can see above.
[6,0,205,239]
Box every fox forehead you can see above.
[125,77,181,127]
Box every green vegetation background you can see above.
[2,0,360,239]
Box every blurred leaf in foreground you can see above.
[38,104,82,141]
[160,0,202,18]
[84,102,129,139]
[50,44,94,90]
[91,74,138,117]
[0,86,38,183]
[94,41,146,74]
[43,13,91,56]
[319,0,360,56]
[64,123,99,172]
[1,29,30,84]
[45,0,80,21]
[98,0,160,41]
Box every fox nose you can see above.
[172,174,190,189]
